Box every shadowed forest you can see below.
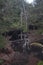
[0,0,43,65]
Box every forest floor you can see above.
[0,33,43,65]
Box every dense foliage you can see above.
[0,0,43,47]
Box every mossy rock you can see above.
[31,43,43,48]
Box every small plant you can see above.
[0,59,4,65]
[37,61,43,65]
[0,35,6,48]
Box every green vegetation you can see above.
[0,0,43,32]
[0,59,4,65]
[37,61,43,65]
[0,0,43,48]
[0,35,6,48]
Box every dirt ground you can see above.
[0,34,43,65]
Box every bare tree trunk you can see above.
[20,9,23,40]
[22,0,28,31]
[20,0,28,41]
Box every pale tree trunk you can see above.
[22,0,28,31]
[20,9,23,40]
